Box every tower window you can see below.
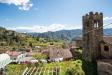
[94,22,98,28]
[96,23,99,27]
[94,23,97,28]
[104,45,109,51]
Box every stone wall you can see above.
[82,12,103,62]
[97,60,112,75]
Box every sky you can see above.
[0,0,112,33]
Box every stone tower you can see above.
[82,12,103,62]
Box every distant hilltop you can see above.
[27,28,112,41]
[0,27,112,42]
[0,27,27,46]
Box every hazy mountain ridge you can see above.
[27,28,112,41]
[0,26,112,44]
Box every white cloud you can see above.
[103,17,112,29]
[8,24,81,33]
[103,17,112,21]
[0,0,33,11]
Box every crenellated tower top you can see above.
[83,12,103,24]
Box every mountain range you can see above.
[0,26,112,44]
[27,28,112,41]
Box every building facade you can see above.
[82,12,112,75]
[82,12,103,61]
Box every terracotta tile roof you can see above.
[6,51,20,57]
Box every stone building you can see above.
[82,12,112,75]
[82,12,103,61]
[100,36,112,58]
[49,49,73,61]
[75,36,112,55]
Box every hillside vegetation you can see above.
[0,27,63,50]
[0,27,26,46]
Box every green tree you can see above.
[65,60,85,75]
[29,42,33,47]
[12,47,16,51]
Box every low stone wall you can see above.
[97,59,112,75]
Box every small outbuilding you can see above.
[49,49,73,62]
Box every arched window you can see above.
[94,22,99,28]
[104,45,109,51]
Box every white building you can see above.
[0,53,11,69]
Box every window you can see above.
[104,45,109,51]
[94,23,97,28]
[94,22,99,28]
